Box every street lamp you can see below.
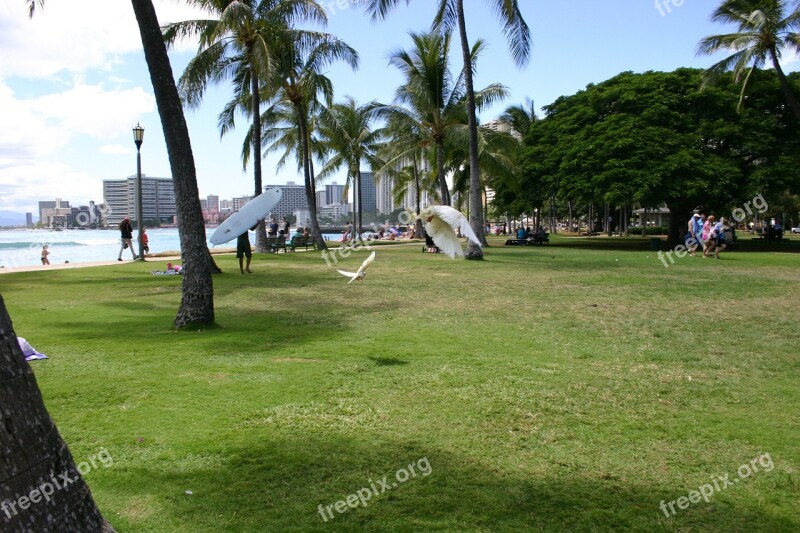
[132,123,145,261]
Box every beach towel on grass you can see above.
[18,337,48,361]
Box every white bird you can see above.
[415,206,482,259]
[337,251,376,284]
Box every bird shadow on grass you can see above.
[367,356,409,367]
[96,431,797,533]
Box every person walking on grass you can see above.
[711,217,729,259]
[237,225,256,274]
[687,213,702,256]
[117,217,137,261]
[702,215,716,258]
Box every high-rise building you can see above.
[264,182,309,220]
[199,198,208,211]
[232,195,253,212]
[316,190,326,208]
[325,182,346,205]
[102,175,176,225]
[25,213,33,226]
[375,158,430,214]
[359,172,377,214]
[38,200,70,223]
[206,194,220,212]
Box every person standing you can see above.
[280,217,290,236]
[237,226,255,274]
[40,245,50,265]
[117,217,137,261]
[140,228,149,255]
[268,218,279,237]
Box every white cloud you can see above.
[99,144,132,155]
[0,160,100,214]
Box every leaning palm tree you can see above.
[698,0,800,121]
[30,1,215,330]
[317,97,385,238]
[163,0,326,252]
[261,31,359,250]
[366,0,532,258]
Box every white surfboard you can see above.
[209,188,283,245]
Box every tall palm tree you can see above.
[384,31,506,210]
[317,97,385,238]
[366,0,531,258]
[163,0,326,252]
[377,112,438,238]
[261,32,359,250]
[30,1,216,330]
[698,0,800,121]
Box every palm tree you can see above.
[163,0,326,252]
[261,31,359,250]
[377,112,438,238]
[500,97,537,138]
[317,97,385,238]
[30,1,215,329]
[366,0,531,258]
[698,0,800,121]
[384,31,507,210]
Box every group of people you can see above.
[686,212,732,259]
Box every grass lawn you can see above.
[1,238,798,532]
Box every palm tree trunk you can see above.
[435,139,450,206]
[131,0,214,328]
[1,296,116,532]
[356,168,363,240]
[251,64,269,252]
[296,105,327,251]
[413,154,425,238]
[455,0,486,257]
[770,49,800,122]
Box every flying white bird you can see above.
[414,206,482,259]
[337,251,376,284]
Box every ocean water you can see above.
[0,228,341,268]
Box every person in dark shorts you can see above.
[237,226,256,274]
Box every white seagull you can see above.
[415,206,482,259]
[337,251,376,284]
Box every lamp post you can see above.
[132,123,145,261]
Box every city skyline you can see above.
[1,1,798,217]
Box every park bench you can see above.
[267,236,286,254]
[286,235,315,252]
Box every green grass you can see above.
[1,239,798,532]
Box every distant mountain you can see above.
[0,210,27,226]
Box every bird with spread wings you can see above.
[413,206,482,259]
[337,251,376,284]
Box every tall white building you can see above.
[102,175,175,225]
[375,158,430,214]
[264,181,309,220]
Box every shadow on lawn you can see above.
[101,432,796,532]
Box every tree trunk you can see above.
[131,0,214,328]
[455,0,486,257]
[771,49,800,122]
[250,62,269,252]
[296,105,327,251]
[0,297,115,532]
[435,139,450,206]
[356,168,363,240]
[413,155,425,238]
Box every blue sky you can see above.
[1,0,798,216]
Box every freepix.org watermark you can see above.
[1,448,114,519]
[317,456,432,522]
[659,452,774,518]
[655,0,687,17]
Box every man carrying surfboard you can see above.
[237,225,256,274]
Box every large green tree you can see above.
[163,0,325,252]
[516,68,800,243]
[365,0,531,258]
[698,0,800,121]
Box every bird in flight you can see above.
[337,251,376,284]
[413,206,482,259]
